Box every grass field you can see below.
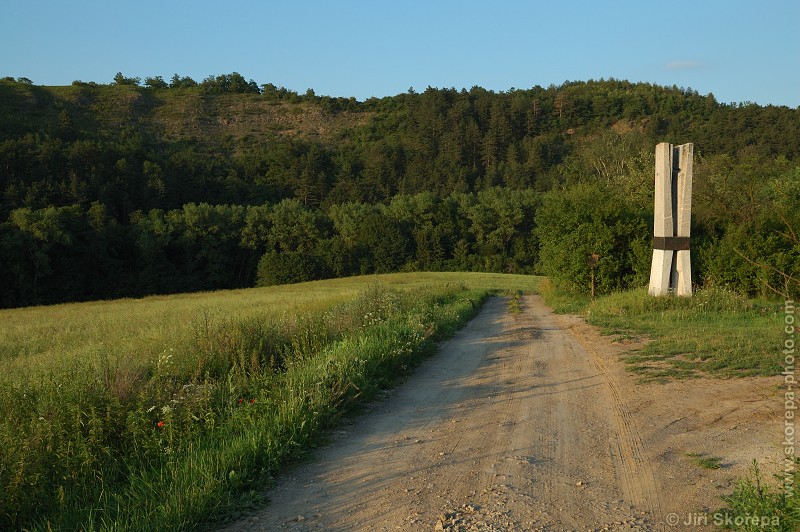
[0,272,538,531]
[5,272,791,530]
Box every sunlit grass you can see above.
[0,272,537,368]
[0,272,538,531]
[540,282,783,380]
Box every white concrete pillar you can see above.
[648,142,693,297]
[675,144,693,297]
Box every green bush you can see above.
[256,251,327,286]
[535,182,650,295]
[696,222,800,299]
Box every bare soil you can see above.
[221,296,780,531]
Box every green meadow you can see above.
[0,272,537,531]
[2,272,793,530]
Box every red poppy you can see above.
[156,421,164,428]
[250,398,255,404]
[238,398,243,404]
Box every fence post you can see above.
[648,142,693,297]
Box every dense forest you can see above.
[1,73,798,307]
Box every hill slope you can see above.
[1,77,798,308]
[2,77,798,216]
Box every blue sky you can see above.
[2,0,798,107]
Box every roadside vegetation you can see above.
[540,279,784,380]
[0,272,536,530]
[720,460,798,531]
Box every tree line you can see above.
[0,188,538,307]
[0,76,798,306]
[2,144,797,309]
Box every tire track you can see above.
[560,312,666,529]
[221,296,666,531]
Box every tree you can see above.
[144,76,168,89]
[328,202,377,249]
[357,209,412,273]
[463,187,538,272]
[294,144,331,206]
[6,205,86,304]
[694,159,800,298]
[200,72,260,94]
[240,204,273,252]
[267,198,329,254]
[386,192,455,270]
[169,74,197,88]
[57,110,76,141]
[174,203,248,287]
[113,72,141,86]
[554,92,567,119]
[561,131,652,207]
[535,182,649,294]
[256,250,326,286]
[130,208,181,292]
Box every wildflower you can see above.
[250,398,255,404]
[238,397,243,404]
[156,420,164,428]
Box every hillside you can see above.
[0,82,370,146]
[2,76,799,216]
[1,76,798,308]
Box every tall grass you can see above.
[718,460,799,531]
[0,272,537,530]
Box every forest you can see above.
[1,74,798,308]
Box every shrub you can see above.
[696,221,800,299]
[535,182,650,295]
[256,251,327,286]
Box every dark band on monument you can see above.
[653,236,690,250]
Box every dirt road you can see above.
[223,296,779,531]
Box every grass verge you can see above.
[0,272,537,530]
[539,279,784,381]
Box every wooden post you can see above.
[587,252,600,299]
[648,142,693,297]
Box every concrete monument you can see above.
[648,142,693,297]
